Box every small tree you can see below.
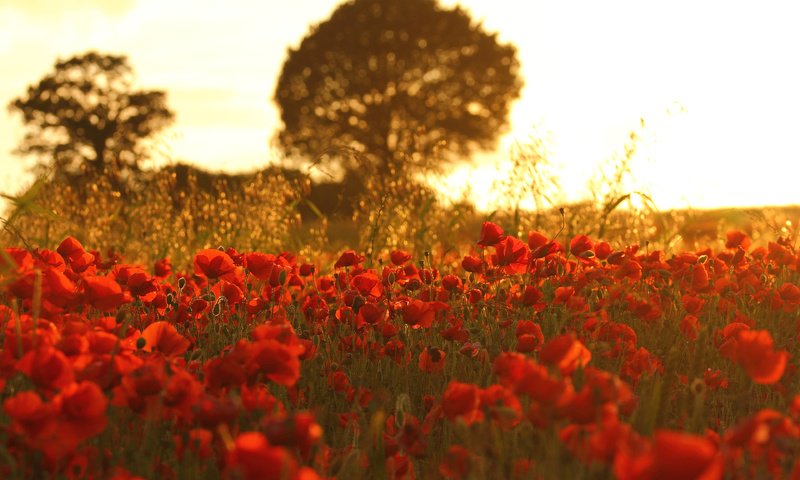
[8,51,174,187]
[274,0,523,183]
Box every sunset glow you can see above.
[1,0,798,210]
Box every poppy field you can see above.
[1,222,800,479]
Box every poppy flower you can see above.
[245,252,276,280]
[56,381,109,444]
[351,271,382,297]
[439,445,471,478]
[569,235,594,258]
[141,321,191,357]
[390,250,412,266]
[515,320,544,353]
[357,302,387,324]
[725,230,751,250]
[478,221,505,247]
[402,299,448,329]
[492,236,529,274]
[735,329,788,384]
[264,412,323,459]
[3,390,57,441]
[57,236,95,273]
[520,285,545,309]
[614,260,642,281]
[419,346,446,373]
[779,283,800,310]
[594,241,613,260]
[17,345,74,390]
[334,250,365,268]
[441,274,463,292]
[153,258,172,278]
[193,249,237,279]
[539,334,591,376]
[226,432,298,480]
[246,339,303,387]
[480,385,523,428]
[83,275,132,311]
[461,255,484,273]
[442,381,483,425]
[680,314,700,341]
[682,295,705,314]
[527,231,549,250]
[650,430,722,480]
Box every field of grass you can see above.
[1,204,799,479]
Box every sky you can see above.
[0,0,798,212]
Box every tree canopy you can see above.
[274,0,523,179]
[8,51,174,185]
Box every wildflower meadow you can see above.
[1,218,799,479]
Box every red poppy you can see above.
[614,260,642,281]
[351,271,382,297]
[3,390,56,442]
[390,250,412,266]
[479,384,523,428]
[461,255,484,273]
[515,320,544,353]
[141,321,191,357]
[442,381,483,425]
[402,299,448,329]
[264,412,323,459]
[539,334,591,376]
[153,257,172,278]
[569,235,594,258]
[441,274,463,292]
[650,430,722,480]
[193,249,237,279]
[55,381,109,446]
[478,221,505,247]
[244,252,276,280]
[725,230,751,250]
[682,294,705,314]
[419,346,446,373]
[334,250,365,268]
[520,285,545,310]
[492,236,529,274]
[594,241,613,260]
[83,275,132,311]
[17,345,74,390]
[226,432,298,480]
[357,302,387,324]
[57,236,94,270]
[526,230,549,251]
[439,445,471,479]
[779,283,800,310]
[246,339,303,387]
[735,329,787,384]
[680,314,700,341]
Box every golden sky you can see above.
[1,0,798,211]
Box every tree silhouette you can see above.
[8,51,174,186]
[274,0,523,180]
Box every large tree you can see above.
[274,0,523,179]
[8,51,174,185]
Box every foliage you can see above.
[2,165,302,266]
[8,51,174,187]
[274,0,523,183]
